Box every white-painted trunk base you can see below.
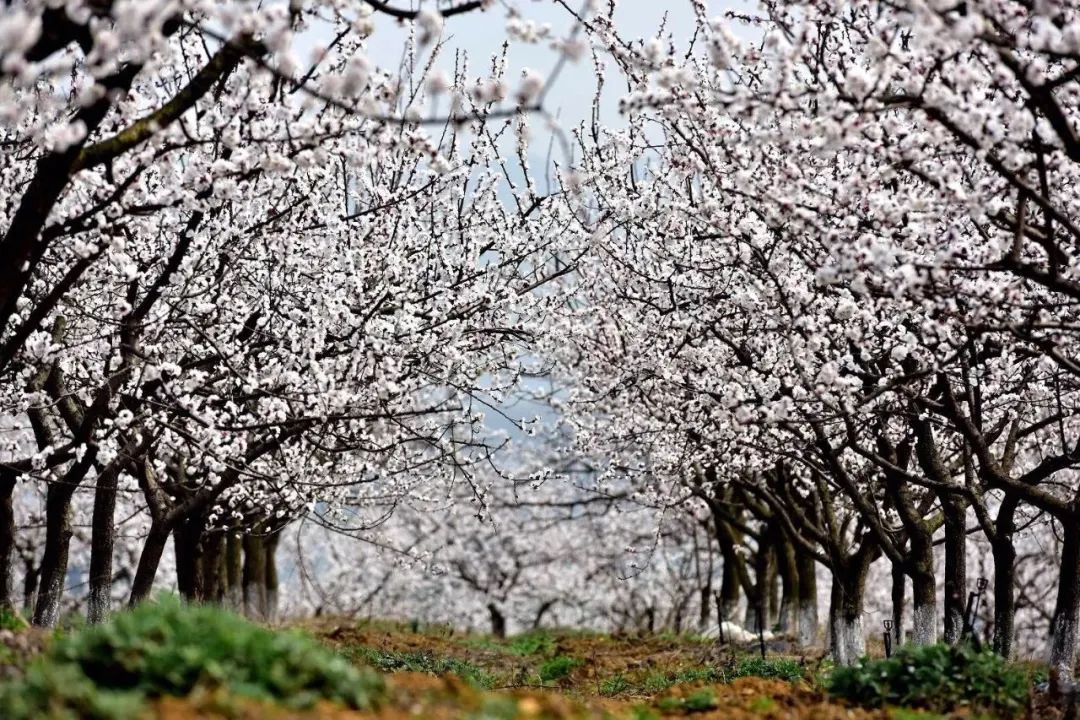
[798,602,818,648]
[910,604,938,646]
[831,617,865,666]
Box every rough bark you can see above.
[719,559,740,623]
[796,550,818,648]
[827,544,876,666]
[174,511,209,602]
[87,466,121,624]
[775,525,799,636]
[1049,520,1080,692]
[908,535,938,646]
[488,603,507,639]
[128,522,172,606]
[991,499,1019,658]
[264,530,280,622]
[0,471,15,611]
[828,570,867,666]
[243,530,267,619]
[225,531,243,610]
[942,497,968,645]
[32,482,78,626]
[891,561,906,647]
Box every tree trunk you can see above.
[745,539,773,631]
[488,603,507,639]
[908,535,938,646]
[827,546,875,666]
[891,561,906,647]
[828,570,868,666]
[942,498,967,645]
[776,527,799,636]
[21,556,39,616]
[720,559,740,623]
[1048,520,1080,692]
[32,483,77,627]
[0,471,15,611]
[243,530,267,619]
[225,531,243,610]
[796,551,817,648]
[264,530,280,622]
[87,466,120,624]
[992,497,1019,659]
[174,511,209,602]
[129,522,172,606]
[198,531,225,604]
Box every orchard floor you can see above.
[1,616,1065,719]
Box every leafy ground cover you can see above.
[0,604,1065,719]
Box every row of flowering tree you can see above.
[0,0,1077,691]
[0,0,580,625]
[542,0,1080,686]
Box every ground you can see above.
[0,612,1064,719]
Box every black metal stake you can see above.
[714,592,725,645]
[962,577,988,647]
[883,619,893,658]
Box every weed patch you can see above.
[827,643,1029,718]
[349,645,501,688]
[0,598,382,720]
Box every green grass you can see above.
[508,629,557,657]
[0,597,383,720]
[600,655,805,697]
[655,687,717,713]
[827,643,1030,718]
[0,607,27,631]
[537,654,583,683]
[348,645,502,688]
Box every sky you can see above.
[360,1,750,138]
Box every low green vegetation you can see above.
[600,655,805,697]
[509,629,558,657]
[538,654,583,683]
[0,598,383,719]
[348,645,501,688]
[655,687,718,713]
[827,643,1031,717]
[0,607,27,631]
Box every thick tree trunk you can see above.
[699,584,712,633]
[264,530,280,622]
[21,557,39,616]
[225,531,243,610]
[1048,520,1080,692]
[991,498,1019,659]
[942,498,967,645]
[775,527,799,636]
[129,522,172,606]
[796,551,817,648]
[174,512,208,602]
[891,561,906,647]
[827,545,875,666]
[87,467,120,624]
[828,571,867,666]
[488,603,507,639]
[200,531,225,604]
[908,536,938,646]
[33,483,77,627]
[719,559,740,623]
[0,471,16,611]
[243,530,267,619]
[744,540,774,631]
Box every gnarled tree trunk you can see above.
[1048,520,1080,692]
[941,497,967,644]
